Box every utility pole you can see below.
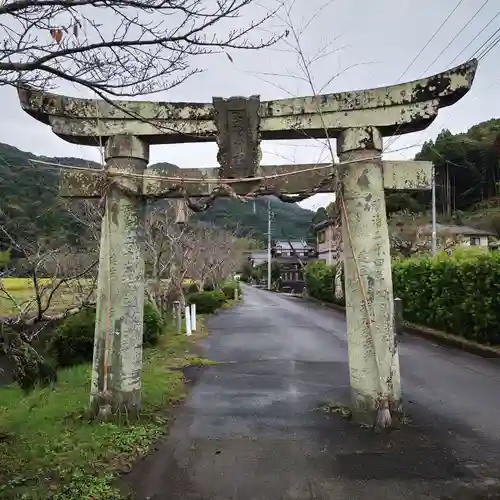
[267,199,272,290]
[431,164,437,256]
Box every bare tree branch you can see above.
[0,201,99,335]
[0,0,283,95]
[144,200,244,312]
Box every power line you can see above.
[386,0,468,153]
[395,0,466,83]
[419,0,490,77]
[478,32,500,59]
[476,28,500,59]
[470,25,500,59]
[448,8,500,65]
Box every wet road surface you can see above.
[126,285,500,499]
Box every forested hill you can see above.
[375,118,500,233]
[308,118,500,236]
[414,119,500,214]
[0,143,314,247]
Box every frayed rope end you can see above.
[375,397,392,430]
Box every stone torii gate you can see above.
[17,59,477,422]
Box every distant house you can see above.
[418,223,496,249]
[247,240,317,292]
[246,250,268,267]
[271,240,317,292]
[271,240,315,258]
[314,219,342,266]
[314,217,497,260]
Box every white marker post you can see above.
[185,306,192,336]
[190,303,196,332]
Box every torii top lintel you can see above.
[17,60,476,147]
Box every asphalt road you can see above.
[126,285,500,499]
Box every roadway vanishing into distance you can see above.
[126,285,500,500]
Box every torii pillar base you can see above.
[89,135,148,420]
[337,127,402,426]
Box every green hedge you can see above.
[304,249,500,346]
[304,261,345,306]
[221,280,242,300]
[392,249,500,345]
[48,302,164,368]
[182,283,200,295]
[187,291,227,314]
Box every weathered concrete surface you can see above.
[124,285,500,499]
[90,135,148,416]
[213,95,262,179]
[60,161,431,201]
[17,59,477,145]
[338,127,401,422]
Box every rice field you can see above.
[0,277,95,317]
[0,277,196,316]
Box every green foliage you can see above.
[415,121,500,218]
[48,308,96,368]
[142,302,165,347]
[305,251,500,346]
[221,280,242,300]
[311,207,327,225]
[195,196,313,243]
[186,282,200,295]
[0,143,313,248]
[0,248,11,268]
[385,192,426,215]
[253,261,282,288]
[0,143,101,248]
[2,333,58,394]
[240,261,253,282]
[271,261,281,283]
[393,250,500,345]
[304,261,345,306]
[48,302,164,368]
[187,291,227,314]
[0,321,190,499]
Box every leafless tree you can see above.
[0,194,102,329]
[144,200,245,313]
[0,233,98,335]
[0,0,282,96]
[144,201,196,311]
[388,212,428,258]
[0,218,99,391]
[388,211,459,258]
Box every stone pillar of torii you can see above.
[17,59,477,423]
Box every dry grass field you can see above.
[0,277,95,317]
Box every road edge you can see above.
[285,291,500,360]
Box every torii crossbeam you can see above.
[17,59,477,423]
[59,161,433,200]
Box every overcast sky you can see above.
[2,0,500,211]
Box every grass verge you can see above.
[0,318,210,499]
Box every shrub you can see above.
[48,308,96,368]
[304,250,500,346]
[221,281,242,300]
[304,261,345,306]
[48,302,165,368]
[187,291,226,314]
[142,302,165,347]
[393,250,500,345]
[186,282,200,295]
[3,333,58,393]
